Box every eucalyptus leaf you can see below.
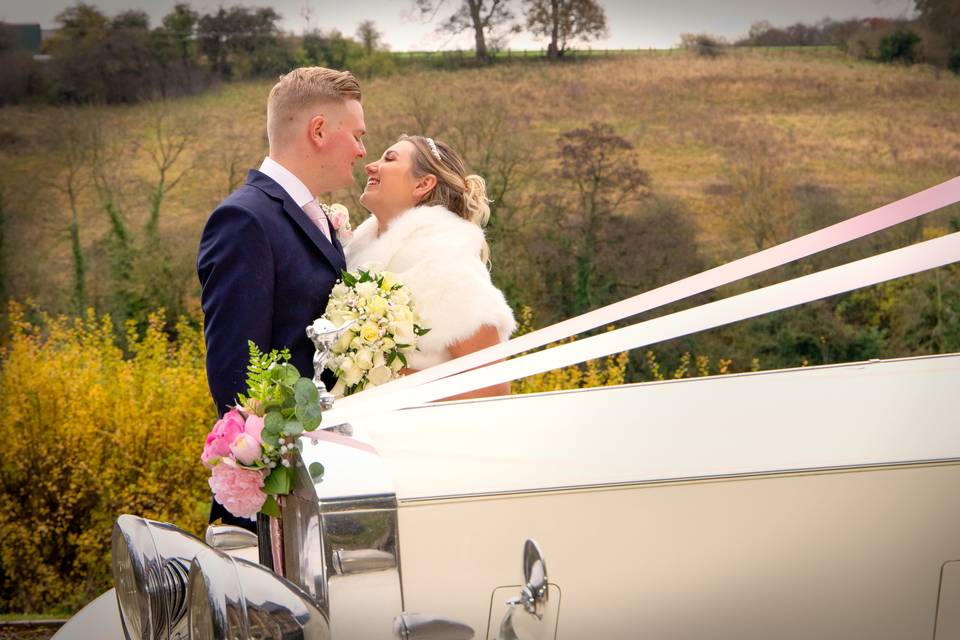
[308,462,325,482]
[297,402,322,431]
[264,411,284,434]
[261,495,280,518]
[263,466,292,495]
[280,363,300,386]
[294,378,319,405]
[261,430,280,448]
[283,420,304,436]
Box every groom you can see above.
[197,67,366,530]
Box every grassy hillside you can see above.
[1,48,958,366]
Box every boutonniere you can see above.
[327,203,353,244]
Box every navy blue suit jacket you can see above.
[197,169,345,418]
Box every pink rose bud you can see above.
[244,414,265,444]
[201,408,246,467]
[230,433,263,466]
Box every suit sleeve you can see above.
[197,204,274,417]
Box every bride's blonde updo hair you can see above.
[400,134,492,265]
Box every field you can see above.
[1,47,959,615]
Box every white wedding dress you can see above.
[344,205,516,370]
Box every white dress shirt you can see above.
[259,156,331,241]
[258,156,314,208]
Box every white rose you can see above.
[391,358,404,373]
[391,290,410,306]
[331,377,346,398]
[373,350,387,369]
[367,365,393,386]
[350,336,364,350]
[394,322,416,346]
[380,271,398,291]
[332,283,348,298]
[355,281,378,299]
[381,337,395,351]
[340,358,364,386]
[355,348,374,370]
[336,330,353,352]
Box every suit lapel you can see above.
[246,170,346,274]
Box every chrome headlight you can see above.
[111,514,209,640]
[188,546,330,640]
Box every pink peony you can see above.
[209,463,267,520]
[201,408,246,467]
[230,433,262,465]
[244,414,265,444]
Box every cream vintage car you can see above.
[55,351,960,640]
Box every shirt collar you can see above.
[258,156,314,207]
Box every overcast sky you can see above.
[2,0,916,50]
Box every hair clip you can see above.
[425,137,442,161]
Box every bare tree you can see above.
[416,0,519,60]
[139,103,194,243]
[356,20,384,54]
[45,109,98,313]
[546,123,650,315]
[524,0,607,59]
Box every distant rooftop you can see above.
[2,23,42,52]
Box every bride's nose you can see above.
[365,162,377,175]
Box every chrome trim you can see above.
[395,457,960,504]
[393,613,475,640]
[203,525,257,551]
[111,515,209,640]
[188,546,330,640]
[260,436,404,637]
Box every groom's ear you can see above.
[308,114,326,148]
[413,174,438,200]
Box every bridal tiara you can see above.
[425,137,442,161]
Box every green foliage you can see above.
[878,28,922,64]
[0,304,212,613]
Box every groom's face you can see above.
[317,99,367,190]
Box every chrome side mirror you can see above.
[510,539,548,619]
[497,540,553,640]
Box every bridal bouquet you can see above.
[201,342,325,520]
[321,268,428,396]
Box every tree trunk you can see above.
[467,0,488,60]
[548,0,561,59]
[68,191,86,313]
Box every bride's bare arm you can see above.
[437,324,510,401]
[400,325,509,400]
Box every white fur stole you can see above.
[345,205,516,369]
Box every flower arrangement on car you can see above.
[320,268,429,397]
[201,342,325,520]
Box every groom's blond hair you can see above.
[267,67,362,148]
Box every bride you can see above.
[344,135,515,399]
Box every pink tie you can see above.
[301,200,331,242]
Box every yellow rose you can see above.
[360,322,379,343]
[380,271,398,291]
[368,295,389,317]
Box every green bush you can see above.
[878,28,922,64]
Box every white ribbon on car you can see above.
[315,177,960,426]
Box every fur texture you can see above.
[345,205,516,369]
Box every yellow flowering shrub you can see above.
[0,303,215,613]
[511,306,629,394]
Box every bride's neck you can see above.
[373,207,410,237]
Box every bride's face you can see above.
[360,141,432,217]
